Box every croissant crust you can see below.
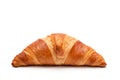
[12,33,106,67]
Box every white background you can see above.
[0,0,120,80]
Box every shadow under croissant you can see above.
[12,64,106,68]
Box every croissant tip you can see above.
[11,61,17,67]
[99,62,107,67]
[11,57,21,67]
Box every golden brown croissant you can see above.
[12,33,106,67]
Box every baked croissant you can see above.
[12,33,106,67]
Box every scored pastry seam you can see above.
[43,35,77,65]
[23,49,40,64]
[42,37,57,64]
[92,54,104,66]
[78,48,95,65]
[63,36,77,64]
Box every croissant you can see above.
[12,33,106,67]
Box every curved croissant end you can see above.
[12,33,106,67]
